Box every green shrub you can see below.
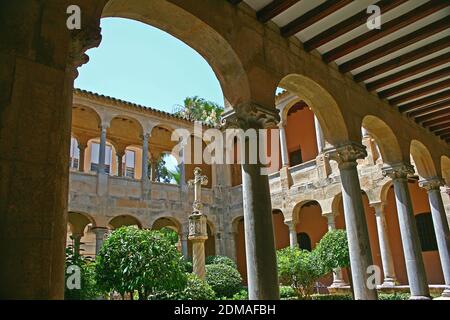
[205,264,243,298]
[231,288,248,300]
[314,229,350,273]
[378,293,410,300]
[177,274,216,300]
[205,255,237,268]
[277,247,325,299]
[279,286,297,300]
[311,294,353,300]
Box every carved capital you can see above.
[188,214,208,241]
[419,177,444,191]
[370,201,386,217]
[382,163,415,180]
[68,25,102,78]
[324,142,367,168]
[221,102,280,130]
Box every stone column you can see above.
[189,214,208,280]
[150,157,158,182]
[325,142,377,300]
[181,232,189,260]
[370,202,397,287]
[222,103,280,300]
[285,221,298,248]
[382,163,430,299]
[72,233,83,256]
[314,115,325,153]
[141,134,150,181]
[98,124,108,174]
[77,143,87,172]
[116,151,125,177]
[92,227,109,256]
[419,177,450,297]
[278,121,289,167]
[323,212,346,288]
[0,2,102,299]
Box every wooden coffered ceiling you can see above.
[229,0,450,143]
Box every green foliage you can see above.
[159,227,179,245]
[279,286,297,300]
[174,96,224,127]
[277,247,325,299]
[314,229,350,273]
[205,255,237,268]
[95,226,187,299]
[178,274,216,300]
[205,264,243,298]
[231,288,248,300]
[311,294,353,300]
[379,293,410,300]
[64,242,100,300]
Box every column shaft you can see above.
[314,115,325,153]
[192,241,206,280]
[78,144,87,172]
[117,152,124,177]
[286,222,298,248]
[279,123,289,167]
[93,228,108,256]
[98,126,107,174]
[141,135,149,181]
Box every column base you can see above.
[441,287,450,298]
[409,295,432,300]
[329,280,347,288]
[380,278,397,288]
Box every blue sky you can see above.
[75,18,224,113]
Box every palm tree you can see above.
[173,96,223,127]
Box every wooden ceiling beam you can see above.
[366,52,450,92]
[257,0,302,23]
[281,0,352,37]
[422,114,450,127]
[389,78,450,105]
[323,1,449,63]
[435,127,450,136]
[351,34,450,81]
[303,0,408,52]
[429,122,450,132]
[399,90,450,113]
[411,101,450,119]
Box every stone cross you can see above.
[188,167,208,214]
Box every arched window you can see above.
[297,232,312,251]
[415,213,437,252]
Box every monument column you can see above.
[419,177,450,297]
[382,163,430,299]
[222,103,280,300]
[370,202,397,287]
[325,142,377,300]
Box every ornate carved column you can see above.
[323,212,346,288]
[382,163,430,299]
[419,177,450,297]
[77,143,87,172]
[222,103,280,300]
[325,142,377,300]
[370,202,397,287]
[285,220,298,248]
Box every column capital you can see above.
[277,120,287,129]
[221,102,280,130]
[370,201,387,217]
[324,142,367,168]
[99,123,109,131]
[322,212,336,229]
[382,163,415,180]
[419,177,444,191]
[68,25,102,78]
[140,132,151,140]
[284,220,296,231]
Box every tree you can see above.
[95,226,187,300]
[277,247,325,299]
[174,96,224,127]
[150,154,181,184]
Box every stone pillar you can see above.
[285,221,298,248]
[370,202,397,287]
[0,2,102,299]
[325,142,377,300]
[141,134,150,181]
[222,103,280,300]
[189,214,208,280]
[150,157,158,182]
[278,121,289,167]
[72,233,83,256]
[382,163,430,299]
[116,151,125,177]
[98,124,108,174]
[181,232,189,260]
[314,115,325,153]
[323,212,346,288]
[419,177,450,297]
[92,227,109,256]
[77,143,87,172]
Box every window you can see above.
[90,143,112,174]
[297,232,312,251]
[289,148,303,166]
[69,137,80,169]
[123,150,135,178]
[415,213,438,252]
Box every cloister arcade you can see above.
[1,0,449,300]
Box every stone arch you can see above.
[108,114,144,145]
[68,211,96,235]
[278,74,349,146]
[72,104,102,131]
[108,214,143,230]
[362,115,403,164]
[441,156,450,185]
[102,0,251,108]
[410,140,437,179]
[151,216,182,233]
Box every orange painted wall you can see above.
[385,182,444,285]
[285,106,318,164]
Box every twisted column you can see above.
[189,214,208,280]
